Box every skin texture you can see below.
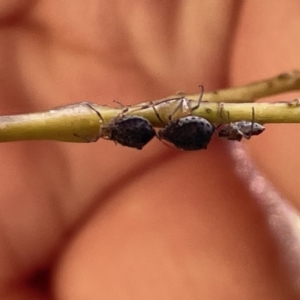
[0,0,300,299]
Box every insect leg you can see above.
[85,103,104,122]
[226,110,235,137]
[236,129,251,140]
[113,100,129,114]
[249,107,255,139]
[168,98,186,121]
[150,101,165,124]
[190,85,204,112]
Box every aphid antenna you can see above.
[152,84,205,125]
[234,107,256,140]
[168,98,187,122]
[85,103,105,123]
[215,102,229,132]
[249,107,255,139]
[120,98,175,121]
[236,107,256,140]
[190,85,204,112]
[113,100,129,114]
[150,101,165,124]
[113,99,124,107]
[223,110,236,138]
[148,97,187,125]
[218,102,231,123]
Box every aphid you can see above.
[218,106,265,141]
[87,104,156,150]
[158,115,215,150]
[155,86,215,150]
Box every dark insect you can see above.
[158,115,215,150]
[88,104,156,150]
[155,86,215,150]
[218,107,265,141]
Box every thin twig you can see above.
[0,100,299,143]
[156,70,300,103]
[0,71,300,143]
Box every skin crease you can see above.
[0,0,299,299]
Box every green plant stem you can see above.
[156,70,300,103]
[0,100,299,143]
[1,70,300,143]
[0,103,101,143]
